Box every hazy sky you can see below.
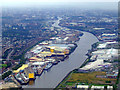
[1,0,119,3]
[1,0,119,7]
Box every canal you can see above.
[23,18,99,88]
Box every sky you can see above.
[1,0,119,2]
[0,0,119,7]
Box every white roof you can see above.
[102,33,116,36]
[47,59,55,62]
[106,41,118,44]
[36,46,42,50]
[93,28,105,30]
[91,85,104,89]
[92,50,105,55]
[97,41,118,49]
[77,85,89,88]
[64,37,69,41]
[97,54,111,60]
[106,48,118,56]
[107,86,113,89]
[80,59,103,70]
[97,43,107,48]
[98,63,112,67]
[92,49,118,56]
[32,62,45,65]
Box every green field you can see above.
[57,71,117,88]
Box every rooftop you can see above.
[13,64,28,73]
[91,85,104,89]
[77,85,89,88]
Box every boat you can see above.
[52,60,59,65]
[37,68,43,75]
[64,55,69,59]
[36,66,43,76]
[44,62,53,70]
[61,55,69,61]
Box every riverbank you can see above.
[55,42,94,89]
[56,33,119,89]
[55,49,91,89]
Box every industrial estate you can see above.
[57,33,119,90]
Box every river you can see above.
[23,18,99,88]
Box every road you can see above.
[6,49,14,61]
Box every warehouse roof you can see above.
[77,85,89,88]
[13,64,28,73]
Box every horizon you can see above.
[0,0,119,7]
[1,2,118,11]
